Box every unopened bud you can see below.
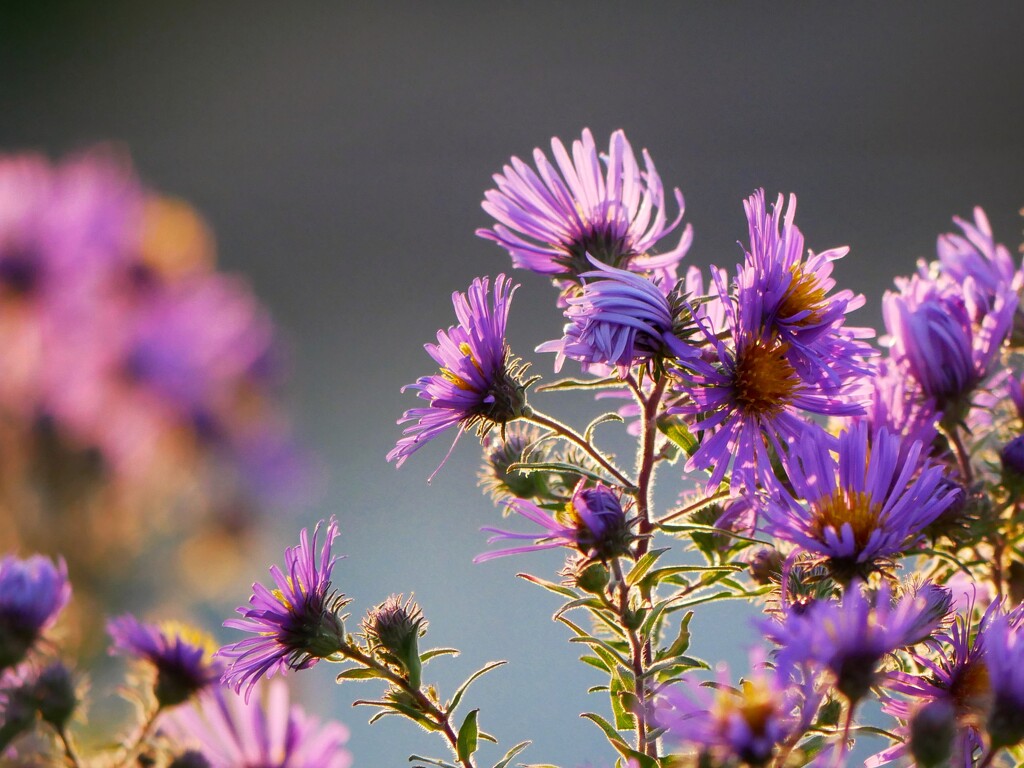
[575,562,610,594]
[746,547,782,585]
[32,662,76,728]
[909,700,955,767]
[364,595,426,689]
[169,750,212,768]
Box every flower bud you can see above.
[746,547,782,585]
[574,561,610,594]
[364,595,426,689]
[909,700,956,768]
[567,483,631,561]
[1002,435,1024,487]
[32,662,76,728]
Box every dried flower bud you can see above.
[746,547,783,585]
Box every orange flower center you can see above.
[733,336,799,416]
[810,488,883,551]
[778,265,827,326]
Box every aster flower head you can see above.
[983,604,1024,749]
[761,422,957,581]
[654,649,812,767]
[474,480,631,563]
[160,678,352,768]
[108,615,223,707]
[537,258,707,375]
[388,275,534,476]
[870,589,998,768]
[478,128,691,295]
[0,554,71,671]
[883,270,1015,416]
[219,518,347,701]
[768,580,950,706]
[672,264,865,494]
[478,423,553,503]
[739,190,874,384]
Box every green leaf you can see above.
[491,741,531,768]
[585,412,624,442]
[420,647,460,662]
[408,755,458,768]
[536,375,621,392]
[656,414,698,456]
[625,548,669,587]
[335,667,381,681]
[517,573,579,599]
[580,712,629,753]
[456,709,479,763]
[578,654,611,673]
[448,660,507,714]
[507,460,612,485]
[660,611,693,658]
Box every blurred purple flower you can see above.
[761,422,956,580]
[538,258,706,375]
[475,480,630,562]
[219,518,346,701]
[654,649,815,767]
[478,128,691,294]
[161,679,351,768]
[0,554,71,671]
[767,580,950,706]
[389,275,533,475]
[983,604,1024,749]
[108,615,223,707]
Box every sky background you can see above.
[2,3,1024,766]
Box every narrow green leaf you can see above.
[568,636,631,669]
[448,660,507,714]
[408,755,459,768]
[580,711,629,753]
[584,412,624,442]
[335,667,381,681]
[420,647,460,662]
[660,611,693,658]
[456,709,479,763]
[578,654,610,673]
[537,375,621,392]
[508,460,611,485]
[491,741,531,768]
[517,573,579,599]
[656,414,698,456]
[625,548,669,587]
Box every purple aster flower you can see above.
[537,258,707,375]
[739,190,874,385]
[984,604,1024,749]
[388,274,533,475]
[474,480,631,563]
[478,128,691,295]
[653,649,816,767]
[870,590,998,768]
[760,422,957,581]
[0,554,71,671]
[160,679,351,768]
[883,270,1015,415]
[219,518,347,701]
[672,265,865,494]
[851,357,938,458]
[108,615,223,707]
[767,580,950,706]
[933,206,1022,323]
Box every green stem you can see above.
[56,725,84,768]
[525,409,635,490]
[340,644,477,768]
[610,558,654,759]
[656,491,732,525]
[118,703,162,768]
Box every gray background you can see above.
[2,3,1023,766]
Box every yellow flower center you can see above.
[733,336,799,416]
[809,488,883,552]
[441,342,483,391]
[778,265,827,326]
[714,679,775,736]
[951,659,991,722]
[159,621,218,658]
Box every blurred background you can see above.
[1,2,1022,765]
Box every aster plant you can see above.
[6,128,1024,768]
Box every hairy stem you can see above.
[526,409,635,490]
[611,558,654,759]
